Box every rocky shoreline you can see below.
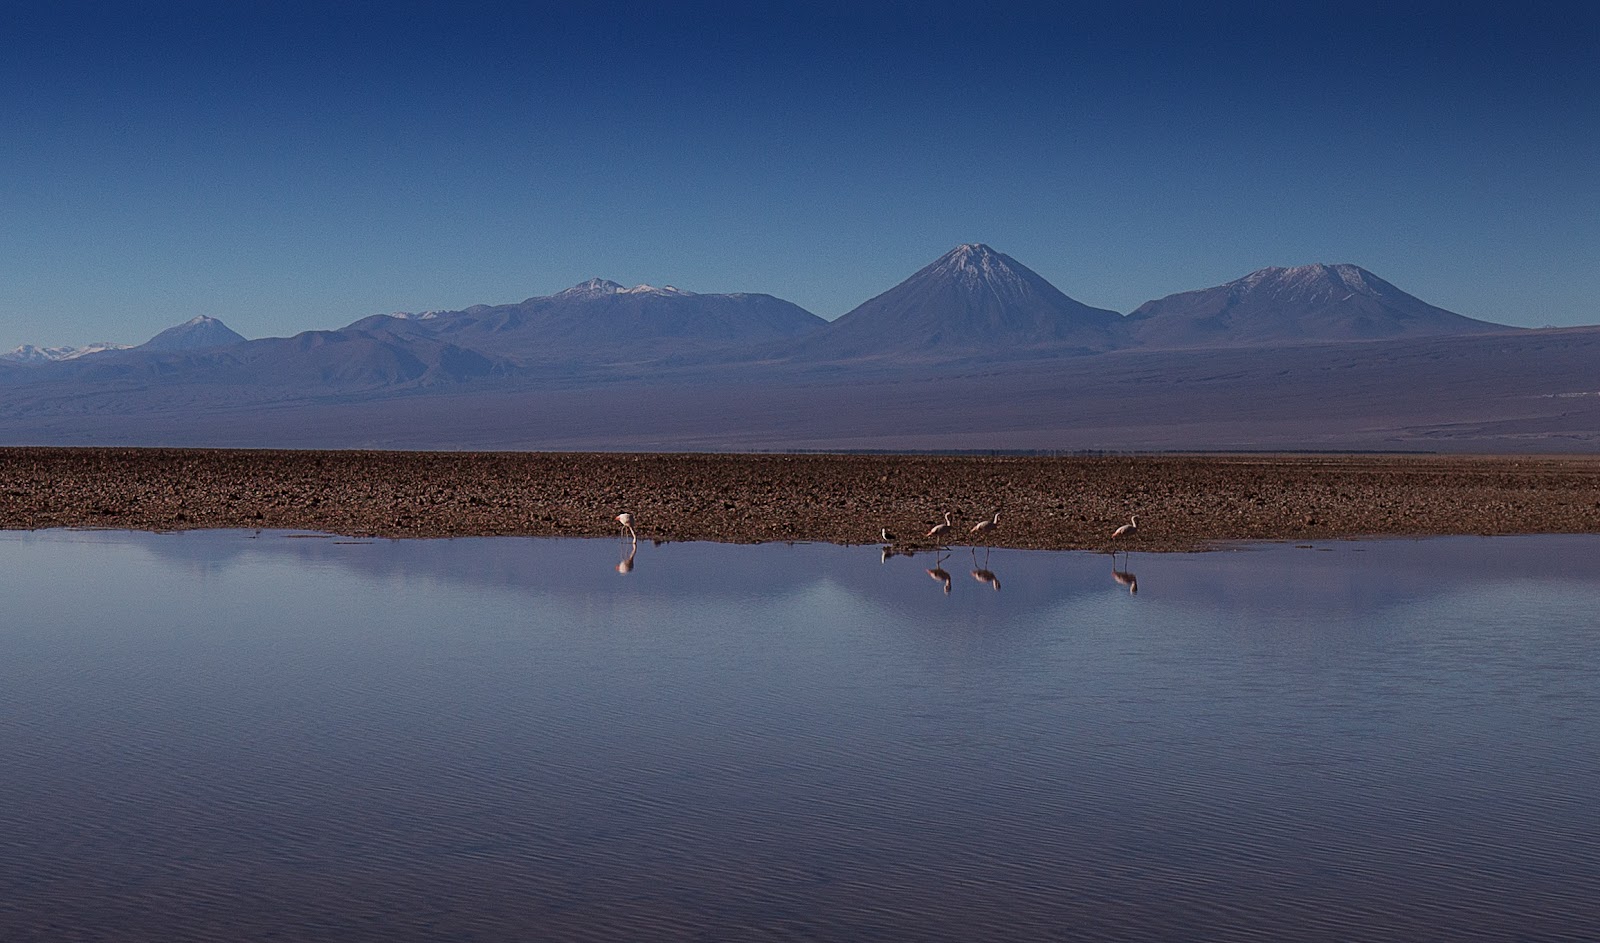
[2,448,1598,551]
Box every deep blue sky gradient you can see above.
[3,0,1596,347]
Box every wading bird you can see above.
[1112,514,1138,539]
[925,511,953,541]
[616,512,637,542]
[970,512,1000,539]
[880,527,896,543]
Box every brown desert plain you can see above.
[3,448,1599,550]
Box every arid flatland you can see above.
[3,448,1599,550]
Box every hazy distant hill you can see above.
[796,244,1122,360]
[5,325,1597,453]
[36,327,503,395]
[1123,264,1513,349]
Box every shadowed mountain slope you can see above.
[1124,264,1514,349]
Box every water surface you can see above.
[2,531,1597,941]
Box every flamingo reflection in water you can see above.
[926,551,953,596]
[970,547,1000,591]
[616,542,637,574]
[1110,550,1137,594]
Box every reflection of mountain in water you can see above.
[98,530,1600,628]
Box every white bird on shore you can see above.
[616,512,636,542]
[1112,514,1138,539]
[881,527,896,543]
[925,511,953,541]
[970,512,1000,538]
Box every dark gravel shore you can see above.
[3,448,1599,550]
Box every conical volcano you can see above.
[810,244,1121,359]
[1124,263,1512,348]
[136,316,247,352]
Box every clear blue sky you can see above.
[3,0,1596,347]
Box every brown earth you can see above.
[2,448,1599,550]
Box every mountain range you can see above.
[2,244,1594,452]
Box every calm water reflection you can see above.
[2,531,1598,942]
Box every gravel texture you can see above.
[3,448,1599,550]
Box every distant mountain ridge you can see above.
[8,250,1517,376]
[2,342,131,363]
[0,247,1540,439]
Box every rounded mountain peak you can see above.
[558,278,626,297]
[1240,263,1385,299]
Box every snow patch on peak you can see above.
[1237,263,1387,303]
[927,242,1029,289]
[2,342,130,363]
[558,278,626,297]
[620,284,696,296]
[942,243,1003,265]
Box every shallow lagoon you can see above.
[3,531,1598,941]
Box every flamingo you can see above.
[925,511,953,542]
[616,512,636,542]
[880,527,896,544]
[616,543,636,574]
[1112,514,1138,539]
[970,512,1000,539]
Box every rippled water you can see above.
[2,531,1598,942]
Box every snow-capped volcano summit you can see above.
[137,316,248,352]
[926,243,1021,282]
[1124,263,1511,348]
[809,243,1121,358]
